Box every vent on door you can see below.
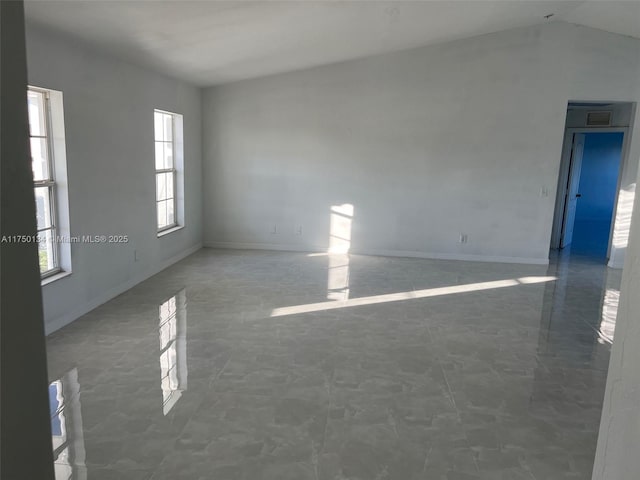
[586,111,612,127]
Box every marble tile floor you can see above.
[45,248,621,480]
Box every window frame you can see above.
[29,86,61,279]
[154,109,179,233]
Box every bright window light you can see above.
[329,203,354,254]
[49,368,86,480]
[28,88,59,277]
[612,184,635,249]
[159,290,187,415]
[598,288,619,344]
[154,110,183,233]
[327,254,350,301]
[271,276,557,317]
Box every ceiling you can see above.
[24,1,640,87]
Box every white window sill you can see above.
[41,270,72,286]
[157,225,184,238]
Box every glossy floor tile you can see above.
[45,248,620,480]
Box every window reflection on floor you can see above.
[159,289,188,415]
[327,254,350,301]
[598,288,619,344]
[49,368,86,480]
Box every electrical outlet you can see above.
[271,224,278,234]
[295,225,303,236]
[459,233,468,244]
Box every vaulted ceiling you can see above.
[24,1,640,86]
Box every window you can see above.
[28,88,59,277]
[27,86,71,282]
[154,110,180,232]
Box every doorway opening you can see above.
[551,102,635,263]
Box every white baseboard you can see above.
[355,248,550,265]
[204,241,549,265]
[204,241,324,254]
[45,243,203,335]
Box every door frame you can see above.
[550,126,630,257]
[559,132,585,249]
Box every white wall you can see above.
[592,121,640,480]
[202,22,640,265]
[587,20,640,480]
[25,23,203,333]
